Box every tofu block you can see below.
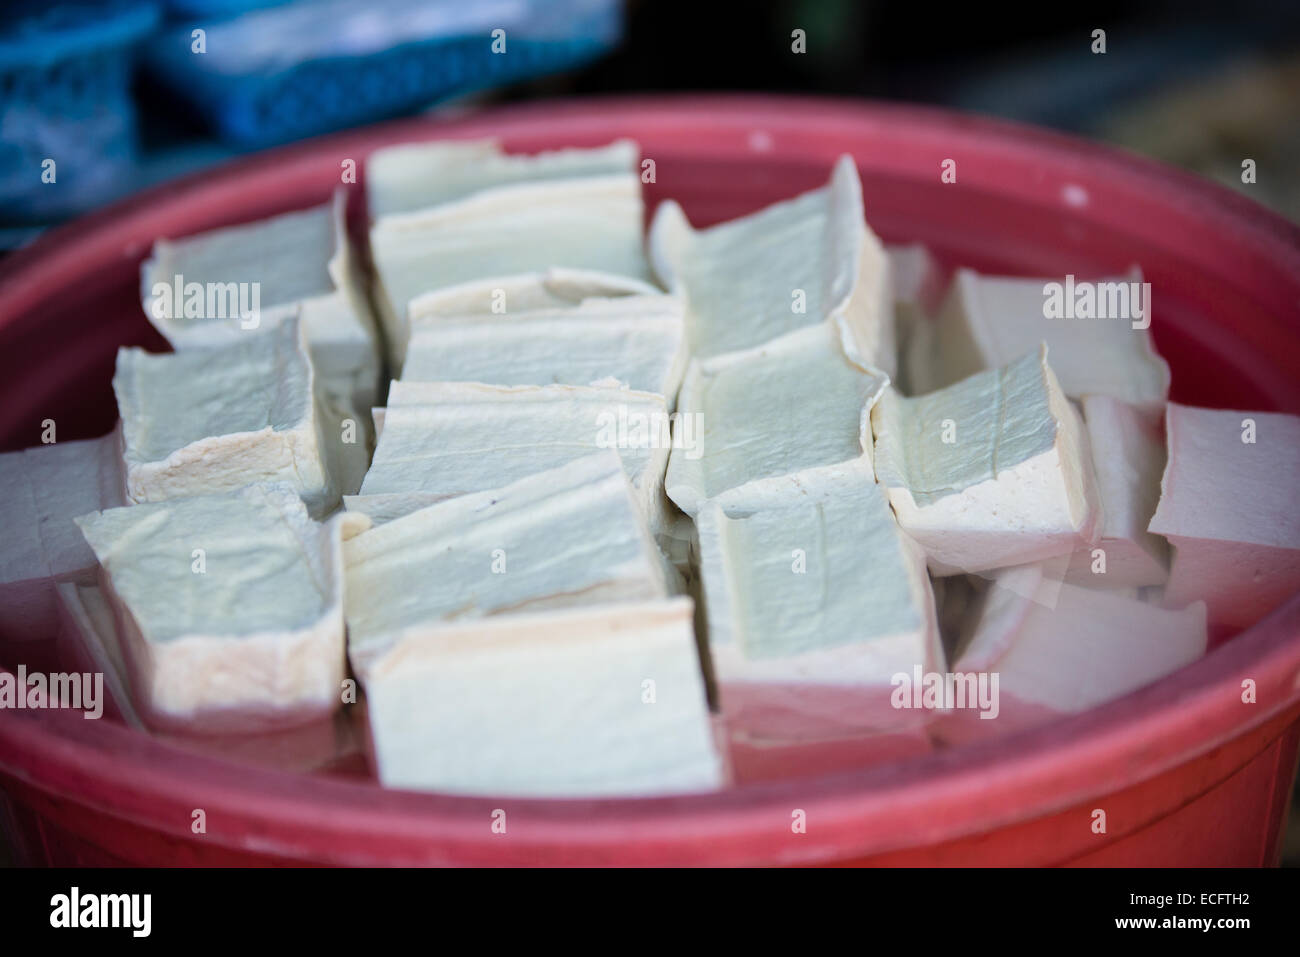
[907,267,1169,410]
[359,598,724,797]
[366,138,639,219]
[697,476,943,740]
[54,582,359,772]
[370,175,653,369]
[406,268,661,325]
[402,294,687,400]
[0,430,126,644]
[141,191,381,415]
[1148,403,1300,629]
[74,483,346,733]
[345,453,671,673]
[665,322,888,517]
[938,564,1207,743]
[114,320,336,514]
[1065,395,1170,588]
[872,345,1103,575]
[359,380,672,531]
[649,155,893,370]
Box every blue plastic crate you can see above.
[0,1,160,221]
[145,0,624,148]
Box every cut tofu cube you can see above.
[73,483,347,733]
[366,137,639,219]
[665,322,887,517]
[1064,395,1170,588]
[872,345,1102,575]
[140,191,381,416]
[696,476,943,740]
[907,267,1169,410]
[1148,403,1300,629]
[114,320,337,514]
[402,294,687,400]
[938,564,1207,743]
[370,175,653,369]
[344,453,671,671]
[649,154,893,370]
[406,268,662,325]
[54,582,358,771]
[0,430,126,645]
[359,380,672,531]
[359,598,724,797]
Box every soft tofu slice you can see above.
[140,191,381,415]
[0,430,126,644]
[344,453,671,673]
[938,564,1206,742]
[1148,403,1300,629]
[370,175,653,370]
[907,266,1170,410]
[74,483,346,733]
[359,380,671,531]
[406,268,662,325]
[872,345,1102,575]
[1065,395,1170,588]
[360,598,724,797]
[697,475,942,740]
[366,137,639,219]
[402,294,687,400]
[649,155,893,370]
[114,320,336,515]
[665,322,887,517]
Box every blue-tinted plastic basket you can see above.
[0,2,160,221]
[145,0,624,148]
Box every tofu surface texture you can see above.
[74,482,346,732]
[665,322,887,517]
[114,320,335,514]
[649,154,893,370]
[872,344,1102,575]
[1148,403,1300,628]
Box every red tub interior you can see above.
[0,96,1298,866]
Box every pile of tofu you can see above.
[4,138,1297,796]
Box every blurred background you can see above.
[0,0,1297,864]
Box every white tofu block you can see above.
[366,137,639,219]
[1065,395,1170,588]
[0,430,126,644]
[402,294,687,400]
[74,483,347,733]
[907,267,1169,410]
[359,380,672,531]
[1148,403,1300,629]
[344,453,671,673]
[872,345,1102,575]
[370,175,653,369]
[360,598,724,797]
[939,565,1206,742]
[697,475,942,740]
[114,320,337,514]
[406,268,662,325]
[140,192,381,415]
[54,582,359,771]
[665,322,887,517]
[649,155,893,370]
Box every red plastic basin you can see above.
[0,95,1298,866]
